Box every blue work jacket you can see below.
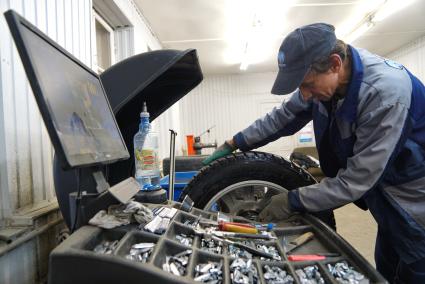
[234,46,425,263]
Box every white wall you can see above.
[0,0,92,221]
[388,35,425,81]
[178,72,315,159]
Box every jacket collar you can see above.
[335,45,364,122]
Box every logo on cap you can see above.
[278,51,286,67]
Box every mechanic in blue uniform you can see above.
[203,23,425,283]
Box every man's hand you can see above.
[202,140,237,165]
[259,192,292,222]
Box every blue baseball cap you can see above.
[271,23,337,95]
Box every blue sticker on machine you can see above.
[385,59,404,70]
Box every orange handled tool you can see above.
[218,221,259,234]
[288,255,326,261]
[288,253,340,261]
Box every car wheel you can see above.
[179,151,336,229]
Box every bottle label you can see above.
[135,148,158,171]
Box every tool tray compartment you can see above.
[48,202,387,284]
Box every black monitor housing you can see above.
[4,10,130,170]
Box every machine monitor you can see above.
[5,10,130,170]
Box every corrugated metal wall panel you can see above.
[0,214,64,284]
[115,27,134,62]
[0,241,37,283]
[151,103,181,163]
[0,0,93,215]
[388,35,425,82]
[0,0,12,221]
[113,0,161,51]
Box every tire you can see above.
[162,155,208,176]
[179,151,336,229]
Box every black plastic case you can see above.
[48,202,387,284]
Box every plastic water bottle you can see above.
[134,102,161,190]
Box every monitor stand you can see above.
[69,168,139,230]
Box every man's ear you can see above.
[329,54,343,73]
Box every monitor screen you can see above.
[5,11,129,169]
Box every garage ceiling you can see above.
[134,0,425,75]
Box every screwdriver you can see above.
[218,221,259,234]
[212,231,275,240]
[288,253,341,261]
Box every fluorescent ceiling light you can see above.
[341,0,416,44]
[336,0,384,38]
[345,21,374,43]
[225,0,295,69]
[373,0,416,21]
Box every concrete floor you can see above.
[334,203,378,266]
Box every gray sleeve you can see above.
[297,102,409,212]
[233,91,312,151]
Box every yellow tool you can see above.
[218,221,259,234]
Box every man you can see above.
[203,23,425,283]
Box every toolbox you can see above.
[48,201,387,284]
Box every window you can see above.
[93,11,115,73]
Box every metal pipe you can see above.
[168,129,177,201]
[0,217,63,257]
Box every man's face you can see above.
[298,54,343,102]
[299,69,339,102]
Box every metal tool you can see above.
[194,225,275,240]
[168,129,177,201]
[287,252,341,261]
[193,125,217,155]
[284,232,314,253]
[200,218,273,236]
[213,231,275,240]
[218,221,259,234]
[288,255,326,261]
